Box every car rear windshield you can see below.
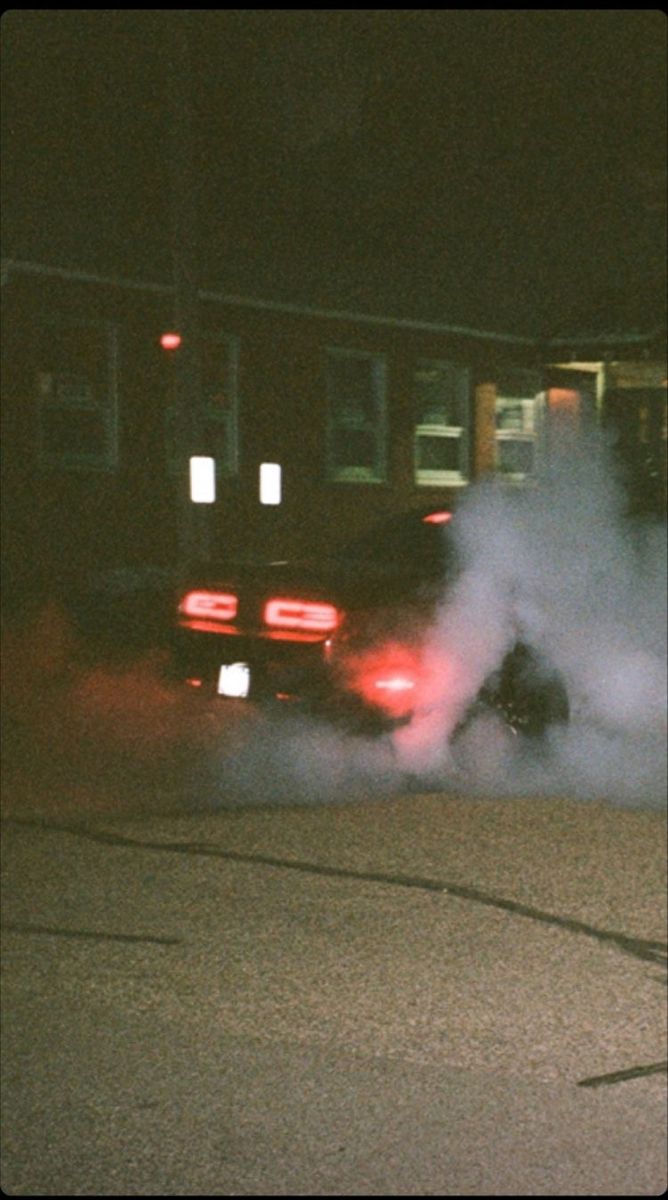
[340,512,455,577]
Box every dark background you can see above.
[2,10,666,337]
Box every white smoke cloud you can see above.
[2,431,665,816]
[389,430,667,807]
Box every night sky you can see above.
[2,9,666,337]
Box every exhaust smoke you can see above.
[1,433,665,815]
[392,431,667,806]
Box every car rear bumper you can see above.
[171,627,332,700]
[170,627,407,732]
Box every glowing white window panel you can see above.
[190,456,216,503]
[260,462,282,505]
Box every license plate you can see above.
[217,662,251,698]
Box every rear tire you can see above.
[481,642,569,737]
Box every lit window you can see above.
[166,333,239,478]
[495,371,543,481]
[414,360,469,486]
[325,348,387,483]
[190,456,216,503]
[259,462,281,505]
[36,319,118,471]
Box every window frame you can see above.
[413,358,470,487]
[324,346,387,484]
[494,371,544,483]
[36,316,119,472]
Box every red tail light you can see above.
[343,644,422,718]
[178,590,238,621]
[373,675,416,695]
[422,510,452,524]
[263,598,339,634]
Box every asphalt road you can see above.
[1,785,666,1196]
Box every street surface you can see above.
[2,780,666,1195]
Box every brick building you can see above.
[2,258,666,599]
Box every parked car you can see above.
[172,507,569,738]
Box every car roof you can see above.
[339,506,456,572]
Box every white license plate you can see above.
[217,662,251,698]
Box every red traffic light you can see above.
[160,332,182,350]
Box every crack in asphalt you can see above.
[576,1060,668,1088]
[1,920,181,946]
[2,816,666,1090]
[3,816,666,969]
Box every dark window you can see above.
[40,408,108,459]
[37,320,118,470]
[416,433,463,473]
[325,349,387,482]
[165,334,239,477]
[496,437,535,477]
[494,371,543,481]
[414,360,469,485]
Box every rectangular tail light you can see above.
[263,597,339,634]
[178,590,238,622]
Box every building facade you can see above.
[2,259,666,598]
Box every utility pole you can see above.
[165,13,210,566]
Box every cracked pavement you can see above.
[2,791,666,1195]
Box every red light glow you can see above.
[339,640,464,720]
[178,590,238,621]
[342,643,423,718]
[263,598,339,634]
[160,332,182,350]
[374,676,416,692]
[422,511,452,524]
